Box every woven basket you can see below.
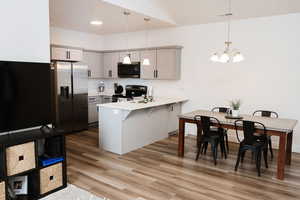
[6,142,36,176]
[0,181,5,200]
[40,163,63,195]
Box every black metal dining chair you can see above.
[234,120,269,176]
[253,110,278,159]
[194,115,227,165]
[211,107,230,153]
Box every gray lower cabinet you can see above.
[103,52,119,78]
[83,51,104,78]
[156,48,181,80]
[140,50,157,79]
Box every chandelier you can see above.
[210,0,244,63]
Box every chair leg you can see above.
[251,151,254,162]
[211,143,217,165]
[200,143,205,154]
[220,140,224,158]
[225,133,229,153]
[235,147,242,171]
[256,150,262,177]
[263,149,268,168]
[221,140,227,159]
[215,141,219,160]
[196,142,202,161]
[268,138,274,160]
[241,151,246,163]
[203,142,208,155]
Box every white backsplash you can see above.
[88,78,187,98]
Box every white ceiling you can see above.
[49,0,174,35]
[158,0,300,25]
[50,0,300,35]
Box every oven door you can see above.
[118,62,140,78]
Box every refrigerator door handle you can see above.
[60,86,70,99]
[66,86,70,99]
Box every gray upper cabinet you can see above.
[156,48,181,80]
[103,52,119,78]
[119,51,140,63]
[140,50,157,79]
[51,47,83,62]
[83,51,103,79]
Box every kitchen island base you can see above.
[98,98,187,155]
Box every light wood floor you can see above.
[66,128,300,200]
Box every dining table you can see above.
[178,109,298,180]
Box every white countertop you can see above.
[97,97,188,111]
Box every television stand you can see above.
[0,128,67,200]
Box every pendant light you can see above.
[142,18,151,66]
[210,0,244,63]
[123,11,131,64]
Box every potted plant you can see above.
[229,99,242,117]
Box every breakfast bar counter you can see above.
[97,97,188,155]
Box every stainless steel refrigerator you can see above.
[52,62,88,133]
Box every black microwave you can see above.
[118,62,141,78]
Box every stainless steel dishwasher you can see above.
[88,96,100,124]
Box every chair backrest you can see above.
[253,110,278,118]
[194,115,222,137]
[212,107,230,114]
[234,120,267,145]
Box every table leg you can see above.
[178,118,185,157]
[277,133,287,180]
[286,131,293,165]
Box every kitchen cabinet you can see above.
[51,47,83,62]
[103,52,119,78]
[83,51,104,78]
[156,48,181,80]
[140,48,181,80]
[140,50,157,79]
[119,51,140,62]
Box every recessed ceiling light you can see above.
[90,20,103,26]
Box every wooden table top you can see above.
[179,109,298,133]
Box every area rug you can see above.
[41,185,106,200]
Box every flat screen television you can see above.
[0,61,52,133]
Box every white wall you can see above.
[100,13,300,152]
[0,0,50,63]
[50,27,104,51]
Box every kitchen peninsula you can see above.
[98,97,188,154]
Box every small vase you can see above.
[232,109,239,117]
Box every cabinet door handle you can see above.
[66,51,68,59]
[88,70,91,77]
[109,70,112,77]
[154,70,156,78]
[156,70,158,78]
